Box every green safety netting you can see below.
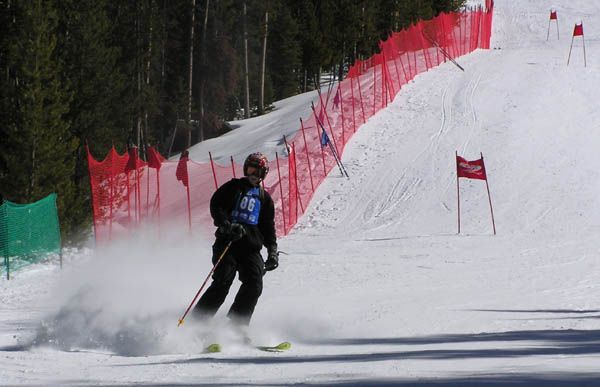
[0,193,62,278]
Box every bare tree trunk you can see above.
[160,0,168,146]
[198,0,210,143]
[317,67,321,90]
[143,0,153,158]
[168,113,179,158]
[187,0,196,148]
[258,9,268,114]
[5,1,9,82]
[137,1,142,147]
[303,69,307,92]
[30,139,36,199]
[161,0,166,80]
[243,1,250,118]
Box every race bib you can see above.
[231,187,261,225]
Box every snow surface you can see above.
[3,0,600,385]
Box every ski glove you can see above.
[264,247,279,272]
[230,223,246,241]
[217,221,246,242]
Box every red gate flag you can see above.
[456,155,487,180]
[455,152,496,235]
[568,22,586,67]
[147,146,165,169]
[176,150,189,187]
[550,10,557,20]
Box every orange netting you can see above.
[87,4,494,244]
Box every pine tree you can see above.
[1,0,78,237]
[53,0,129,236]
[0,2,17,190]
[268,0,301,100]
[328,0,365,73]
[153,0,190,154]
[56,0,126,153]
[106,2,151,149]
[432,0,466,15]
[198,0,239,138]
[292,0,328,91]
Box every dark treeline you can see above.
[0,0,464,242]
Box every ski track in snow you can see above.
[4,0,600,385]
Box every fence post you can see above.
[398,49,409,84]
[85,144,99,246]
[338,83,346,146]
[356,73,367,124]
[389,44,402,90]
[350,76,357,133]
[109,156,114,240]
[299,119,315,192]
[230,156,236,178]
[372,62,377,116]
[292,143,304,214]
[209,152,218,190]
[275,152,287,234]
[381,54,386,108]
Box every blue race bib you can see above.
[231,187,261,225]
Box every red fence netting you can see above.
[87,3,494,244]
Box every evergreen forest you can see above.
[0,0,465,242]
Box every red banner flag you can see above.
[549,10,557,20]
[456,156,487,180]
[372,53,382,66]
[147,146,165,169]
[176,151,189,187]
[333,86,341,109]
[346,65,357,78]
[573,23,584,37]
[125,146,139,173]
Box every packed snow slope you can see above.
[3,0,600,385]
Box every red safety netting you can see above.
[87,3,494,244]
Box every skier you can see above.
[193,152,279,328]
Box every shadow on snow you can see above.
[79,372,600,386]
[124,327,600,366]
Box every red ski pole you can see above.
[177,241,232,326]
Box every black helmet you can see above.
[243,152,269,179]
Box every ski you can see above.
[203,341,291,353]
[255,341,292,352]
[204,343,222,353]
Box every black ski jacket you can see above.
[210,178,277,253]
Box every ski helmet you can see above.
[243,152,269,179]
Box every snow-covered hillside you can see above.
[3,0,600,385]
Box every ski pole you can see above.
[177,241,232,326]
[422,31,465,72]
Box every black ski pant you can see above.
[193,242,264,326]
